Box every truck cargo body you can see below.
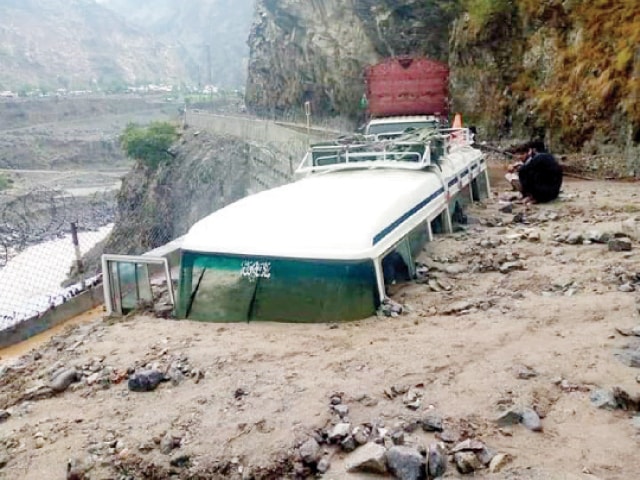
[365,57,449,120]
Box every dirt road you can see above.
[1,168,639,479]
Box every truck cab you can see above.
[364,115,444,139]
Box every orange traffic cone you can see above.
[452,113,463,129]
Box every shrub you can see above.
[120,122,179,169]
[0,173,13,191]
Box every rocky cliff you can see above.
[246,0,640,169]
[245,0,458,120]
[450,0,640,167]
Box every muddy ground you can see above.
[1,167,640,479]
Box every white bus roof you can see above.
[181,169,446,260]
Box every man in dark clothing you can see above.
[506,142,563,204]
[518,152,563,203]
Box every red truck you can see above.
[363,57,450,137]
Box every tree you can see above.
[120,122,179,169]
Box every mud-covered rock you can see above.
[345,442,387,474]
[385,446,425,480]
[127,370,164,392]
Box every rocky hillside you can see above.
[104,129,252,255]
[246,0,640,169]
[96,0,254,88]
[450,0,640,163]
[245,0,459,119]
[0,0,188,91]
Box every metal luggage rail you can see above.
[295,128,474,175]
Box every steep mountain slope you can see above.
[450,0,640,160]
[0,0,188,91]
[96,0,254,87]
[245,0,640,167]
[245,0,459,119]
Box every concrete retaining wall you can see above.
[0,286,104,349]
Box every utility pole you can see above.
[205,44,213,106]
[304,101,311,146]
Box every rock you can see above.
[619,283,636,293]
[454,451,483,474]
[527,230,541,242]
[426,442,447,478]
[586,230,610,243]
[496,406,542,431]
[420,413,443,432]
[66,457,92,480]
[192,368,205,384]
[333,404,349,417]
[299,438,321,465]
[0,410,10,423]
[385,446,425,480]
[35,437,46,449]
[357,394,378,407]
[442,300,474,315]
[478,446,497,466]
[345,442,387,474]
[609,237,632,252]
[590,389,618,410]
[611,386,640,411]
[566,232,583,244]
[50,369,80,393]
[403,389,422,410]
[516,366,538,379]
[353,425,371,445]
[169,454,191,468]
[85,372,101,386]
[328,422,351,442]
[341,435,357,452]
[160,432,182,455]
[128,370,164,392]
[390,429,405,445]
[489,453,512,473]
[317,456,331,473]
[521,408,543,432]
[614,344,640,368]
[138,440,155,453]
[0,450,8,469]
[435,429,459,443]
[495,409,522,426]
[451,439,486,453]
[379,299,404,317]
[168,367,185,386]
[499,202,513,214]
[500,261,525,274]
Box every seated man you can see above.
[506,143,563,204]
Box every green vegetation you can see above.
[513,0,640,147]
[120,122,179,169]
[0,173,13,191]
[465,0,513,36]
